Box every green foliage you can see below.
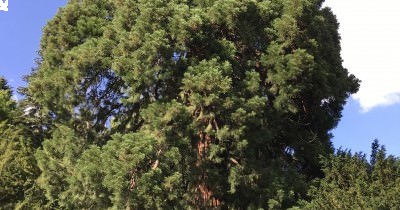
[3,0,361,208]
[35,125,87,208]
[0,77,15,121]
[300,140,400,210]
[0,77,44,209]
[0,123,34,209]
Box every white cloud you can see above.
[324,0,400,112]
[12,94,18,101]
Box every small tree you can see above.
[302,140,400,209]
[0,77,43,209]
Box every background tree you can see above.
[0,77,14,120]
[0,77,45,209]
[301,140,400,210]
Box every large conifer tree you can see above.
[25,0,359,208]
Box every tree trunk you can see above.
[195,131,220,208]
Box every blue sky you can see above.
[0,0,67,89]
[0,0,399,156]
[325,0,400,156]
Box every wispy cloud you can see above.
[324,0,400,112]
[12,94,19,101]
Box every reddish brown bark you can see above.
[195,131,220,207]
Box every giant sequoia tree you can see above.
[22,0,359,208]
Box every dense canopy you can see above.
[0,0,367,209]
